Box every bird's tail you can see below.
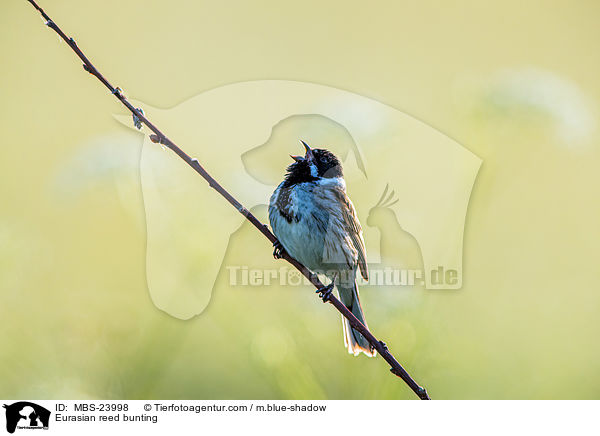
[337,280,376,357]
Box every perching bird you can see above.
[269,141,375,356]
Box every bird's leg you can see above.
[316,274,337,303]
[272,240,286,259]
[316,282,334,303]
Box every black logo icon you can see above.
[3,402,50,434]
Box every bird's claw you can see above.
[378,341,388,351]
[272,240,286,259]
[316,282,335,303]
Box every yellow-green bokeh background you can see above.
[2,0,599,399]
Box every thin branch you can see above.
[25,0,430,400]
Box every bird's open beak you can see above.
[300,140,314,162]
[290,140,314,163]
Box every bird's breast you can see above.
[268,180,355,273]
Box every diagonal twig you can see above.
[24,0,430,400]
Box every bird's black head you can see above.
[311,148,343,178]
[282,141,343,187]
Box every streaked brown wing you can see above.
[335,189,369,281]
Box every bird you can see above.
[269,140,375,356]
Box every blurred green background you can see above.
[2,0,599,399]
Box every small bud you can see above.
[112,87,125,98]
[149,134,168,150]
[132,108,144,130]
